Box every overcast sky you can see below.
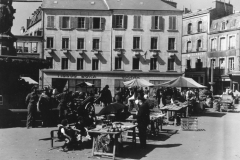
[11,0,240,35]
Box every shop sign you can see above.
[122,75,140,79]
[57,74,96,79]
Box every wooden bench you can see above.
[50,129,65,148]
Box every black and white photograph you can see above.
[0,0,240,159]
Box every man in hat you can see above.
[136,94,150,149]
[26,86,39,128]
[100,85,112,107]
[38,87,51,127]
[56,87,69,122]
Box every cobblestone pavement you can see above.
[0,106,240,160]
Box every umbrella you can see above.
[155,76,207,88]
[98,102,126,115]
[123,79,154,88]
[76,82,94,87]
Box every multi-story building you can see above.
[208,13,240,94]
[39,0,183,94]
[182,1,233,87]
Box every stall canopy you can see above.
[123,79,154,88]
[76,82,94,87]
[155,76,207,88]
[20,77,38,84]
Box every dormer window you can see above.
[198,21,202,32]
[221,22,226,30]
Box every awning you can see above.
[76,82,94,87]
[123,79,154,87]
[20,77,38,85]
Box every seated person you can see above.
[58,119,76,152]
[73,116,91,143]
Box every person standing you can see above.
[26,86,39,129]
[38,87,51,127]
[100,85,112,107]
[56,88,69,122]
[136,95,150,149]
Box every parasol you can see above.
[154,76,207,88]
[123,79,154,88]
[76,82,94,87]
[98,102,126,115]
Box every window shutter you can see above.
[71,17,77,29]
[59,16,62,29]
[133,15,137,29]
[89,17,93,29]
[138,16,141,29]
[101,17,105,30]
[169,16,173,29]
[51,16,55,28]
[47,16,50,28]
[159,16,164,30]
[173,16,176,30]
[124,15,128,29]
[112,15,116,28]
[85,17,89,29]
[151,16,155,29]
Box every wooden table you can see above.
[126,113,165,136]
[88,123,137,160]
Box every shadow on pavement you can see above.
[147,129,179,142]
[118,143,182,159]
[193,111,226,118]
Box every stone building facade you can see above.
[182,1,233,88]
[39,0,183,94]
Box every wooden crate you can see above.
[181,118,198,131]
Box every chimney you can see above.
[26,19,31,28]
[214,0,233,17]
[162,0,177,8]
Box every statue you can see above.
[0,0,16,56]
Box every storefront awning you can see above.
[20,77,38,84]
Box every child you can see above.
[58,119,75,152]
[73,117,91,145]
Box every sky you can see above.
[11,0,240,35]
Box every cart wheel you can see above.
[85,102,95,114]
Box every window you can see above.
[46,57,53,69]
[187,41,192,52]
[229,58,234,70]
[62,38,69,50]
[196,59,203,70]
[61,58,68,70]
[187,23,192,34]
[133,15,141,29]
[198,21,202,32]
[61,17,70,29]
[150,58,157,70]
[92,38,100,50]
[92,59,99,70]
[93,17,101,29]
[115,37,123,49]
[169,16,176,30]
[115,57,122,70]
[77,17,85,29]
[77,58,84,70]
[46,37,54,49]
[47,16,55,28]
[133,37,140,49]
[113,15,127,29]
[197,40,202,51]
[168,58,174,70]
[151,37,158,50]
[151,16,164,30]
[229,36,236,49]
[132,57,140,70]
[210,59,216,68]
[220,37,226,51]
[221,22,226,30]
[168,38,176,50]
[231,19,236,28]
[219,58,225,68]
[211,38,217,51]
[186,59,191,69]
[77,38,84,50]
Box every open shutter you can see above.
[47,16,51,28]
[138,16,141,29]
[169,16,173,29]
[124,15,128,29]
[151,16,155,29]
[101,17,105,30]
[59,16,62,29]
[173,16,176,30]
[159,16,164,30]
[85,17,89,29]
[133,16,137,29]
[51,16,55,28]
[89,17,93,29]
[112,15,116,28]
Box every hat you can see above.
[105,85,109,88]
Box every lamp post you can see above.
[209,61,215,94]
